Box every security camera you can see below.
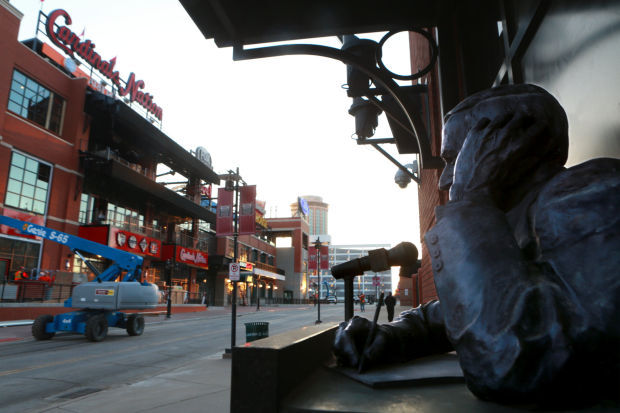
[394,169,411,188]
[394,161,418,189]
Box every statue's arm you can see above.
[378,300,454,361]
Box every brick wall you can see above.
[0,2,89,270]
[409,31,450,303]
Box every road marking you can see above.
[0,328,228,377]
[0,338,23,343]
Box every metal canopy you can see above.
[85,91,220,184]
[82,156,216,224]
[179,0,439,47]
[178,0,445,171]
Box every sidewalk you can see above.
[2,304,412,412]
[42,353,232,413]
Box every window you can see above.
[79,194,95,224]
[7,69,66,134]
[5,152,51,214]
[0,237,41,275]
[106,203,144,230]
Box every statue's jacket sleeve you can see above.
[423,158,620,402]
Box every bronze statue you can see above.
[333,84,620,404]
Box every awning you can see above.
[254,267,285,281]
[82,155,216,225]
[179,0,439,48]
[85,90,220,184]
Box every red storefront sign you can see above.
[239,185,256,235]
[216,187,234,236]
[162,245,208,269]
[0,208,45,240]
[78,226,161,258]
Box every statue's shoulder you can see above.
[534,158,620,250]
[541,158,620,198]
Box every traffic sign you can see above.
[229,262,240,281]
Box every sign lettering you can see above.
[179,248,208,265]
[45,9,163,120]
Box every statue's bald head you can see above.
[439,84,569,193]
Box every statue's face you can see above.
[439,113,469,191]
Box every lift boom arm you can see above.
[0,214,143,282]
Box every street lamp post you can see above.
[165,259,173,319]
[223,167,242,352]
[256,277,261,311]
[315,237,322,324]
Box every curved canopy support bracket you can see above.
[232,36,444,171]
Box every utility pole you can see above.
[166,259,172,318]
[315,237,322,324]
[231,167,240,349]
[256,276,260,311]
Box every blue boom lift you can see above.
[0,214,159,342]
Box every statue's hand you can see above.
[333,316,389,369]
[449,112,547,202]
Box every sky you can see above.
[10,0,423,259]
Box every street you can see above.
[0,303,348,413]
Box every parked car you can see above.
[327,296,338,304]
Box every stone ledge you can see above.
[231,323,339,413]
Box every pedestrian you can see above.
[14,266,28,281]
[384,291,396,322]
[39,271,52,284]
[359,293,365,312]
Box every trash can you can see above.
[245,322,269,343]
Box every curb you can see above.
[0,320,33,327]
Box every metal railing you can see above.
[169,229,211,251]
[0,279,78,303]
[81,209,211,252]
[252,261,285,275]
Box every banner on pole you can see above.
[308,246,317,271]
[320,246,329,270]
[216,187,234,236]
[308,245,329,271]
[239,185,256,235]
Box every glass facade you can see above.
[310,244,393,302]
[0,237,41,276]
[5,152,51,215]
[106,203,145,230]
[308,206,328,236]
[7,69,66,134]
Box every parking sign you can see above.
[229,262,240,281]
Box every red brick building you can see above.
[267,216,310,301]
[0,2,88,276]
[0,2,219,303]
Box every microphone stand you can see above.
[344,276,354,321]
